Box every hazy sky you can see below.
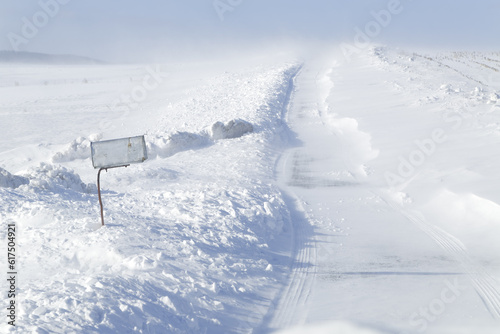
[1,0,499,62]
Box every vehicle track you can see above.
[380,195,500,319]
[259,65,320,332]
[265,175,317,329]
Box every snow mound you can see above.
[52,134,102,162]
[22,163,96,193]
[209,119,254,140]
[147,131,211,158]
[0,167,29,188]
[147,119,254,158]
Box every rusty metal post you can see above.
[97,168,105,226]
[96,165,129,226]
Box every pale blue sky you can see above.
[1,0,499,61]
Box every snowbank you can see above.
[20,163,96,193]
[147,131,211,158]
[147,119,254,158]
[0,167,29,188]
[51,134,102,163]
[209,119,253,140]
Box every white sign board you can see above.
[91,135,147,169]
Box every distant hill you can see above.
[0,51,105,64]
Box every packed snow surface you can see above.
[1,47,500,333]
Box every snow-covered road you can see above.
[267,50,500,334]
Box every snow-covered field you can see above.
[1,46,500,333]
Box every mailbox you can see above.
[91,135,147,169]
[90,135,148,226]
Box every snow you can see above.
[0,57,301,333]
[0,168,28,189]
[1,46,500,333]
[273,321,384,334]
[266,47,500,333]
[146,118,253,159]
[209,119,254,141]
[20,162,97,194]
[52,134,103,163]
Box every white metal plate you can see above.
[91,135,147,169]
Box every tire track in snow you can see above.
[263,150,317,331]
[258,65,319,332]
[380,195,500,319]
